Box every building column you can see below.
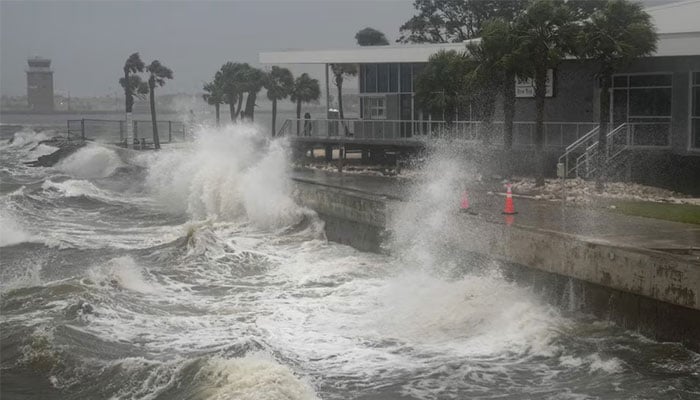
[325,63,330,118]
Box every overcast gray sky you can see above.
[0,0,415,97]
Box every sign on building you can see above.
[515,69,554,98]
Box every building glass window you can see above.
[692,72,700,149]
[389,64,399,92]
[412,63,425,93]
[359,65,365,93]
[362,96,386,119]
[400,63,412,93]
[364,64,377,93]
[611,73,672,146]
[377,64,389,92]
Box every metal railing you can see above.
[559,121,672,179]
[66,118,189,144]
[278,118,597,148]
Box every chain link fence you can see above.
[67,118,190,144]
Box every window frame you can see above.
[361,95,387,120]
[690,71,700,151]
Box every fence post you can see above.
[119,120,124,142]
[67,120,71,140]
[168,121,172,143]
[81,119,85,140]
[133,120,138,140]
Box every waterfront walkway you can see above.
[290,168,700,263]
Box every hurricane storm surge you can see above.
[1,124,699,400]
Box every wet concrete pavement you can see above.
[290,168,700,262]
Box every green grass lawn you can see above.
[610,201,700,225]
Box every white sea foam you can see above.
[41,179,112,199]
[389,142,480,271]
[87,256,160,294]
[0,209,34,247]
[196,354,319,400]
[3,129,52,149]
[56,145,123,179]
[145,123,307,228]
[28,143,59,159]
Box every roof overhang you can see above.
[259,41,475,64]
[654,32,700,57]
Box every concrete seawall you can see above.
[291,178,700,351]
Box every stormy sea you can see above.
[1,123,699,399]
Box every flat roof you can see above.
[260,2,700,65]
[259,41,473,64]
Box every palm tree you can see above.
[239,65,266,121]
[474,18,524,151]
[219,62,246,122]
[264,66,294,137]
[146,60,173,150]
[330,64,358,120]
[414,50,474,125]
[466,43,500,144]
[578,0,657,191]
[119,53,148,148]
[203,74,225,127]
[290,73,321,135]
[513,0,579,186]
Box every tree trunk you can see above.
[149,85,161,150]
[503,71,515,151]
[336,74,344,120]
[124,70,134,149]
[296,100,302,136]
[534,68,547,187]
[124,72,133,113]
[245,91,257,121]
[126,112,134,149]
[596,73,611,192]
[215,104,220,127]
[481,91,496,145]
[235,93,243,119]
[229,100,236,122]
[271,99,277,137]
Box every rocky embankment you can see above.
[24,138,86,167]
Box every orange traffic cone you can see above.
[460,190,470,212]
[502,183,518,215]
[459,190,478,215]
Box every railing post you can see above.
[168,121,172,143]
[133,120,138,140]
[627,124,632,147]
[119,120,124,142]
[81,119,85,140]
[560,124,564,147]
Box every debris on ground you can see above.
[510,177,700,205]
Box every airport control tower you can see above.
[26,57,54,111]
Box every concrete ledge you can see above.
[449,217,700,311]
[291,180,700,350]
[292,179,388,229]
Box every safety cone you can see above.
[459,191,470,212]
[459,190,478,215]
[502,183,518,215]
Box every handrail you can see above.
[564,126,599,154]
[279,118,598,147]
[571,123,630,178]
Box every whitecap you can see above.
[56,145,123,179]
